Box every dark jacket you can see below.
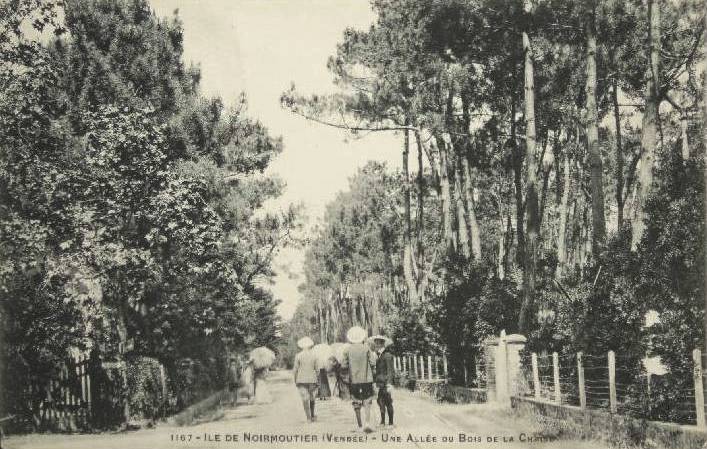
[375,349,395,385]
[228,363,241,386]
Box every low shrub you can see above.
[126,356,167,422]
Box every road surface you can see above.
[5,370,607,449]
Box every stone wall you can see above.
[414,380,487,404]
[511,396,707,449]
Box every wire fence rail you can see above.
[395,344,706,431]
[515,348,707,428]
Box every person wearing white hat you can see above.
[293,336,318,422]
[342,326,377,432]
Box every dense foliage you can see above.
[282,0,705,423]
[0,0,301,424]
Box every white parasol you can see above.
[248,346,276,369]
[330,342,350,364]
[311,343,334,370]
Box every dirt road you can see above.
[4,370,606,449]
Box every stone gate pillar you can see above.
[483,330,527,406]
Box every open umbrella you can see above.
[249,346,276,369]
[330,342,349,364]
[311,343,334,370]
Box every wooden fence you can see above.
[517,348,707,428]
[393,342,707,431]
[16,354,126,432]
[394,353,449,381]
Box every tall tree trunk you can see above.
[463,156,482,261]
[402,124,418,302]
[583,206,593,270]
[461,95,482,261]
[567,193,579,269]
[325,304,330,343]
[505,210,513,273]
[612,69,625,230]
[538,135,554,228]
[585,1,606,254]
[438,135,455,253]
[510,87,526,269]
[455,154,471,258]
[631,0,660,250]
[444,153,458,255]
[415,130,425,275]
[702,6,707,362]
[318,302,326,343]
[519,11,540,334]
[371,293,380,334]
[680,112,689,161]
[578,207,588,270]
[497,207,510,279]
[440,89,457,254]
[556,152,572,279]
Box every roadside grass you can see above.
[170,390,230,427]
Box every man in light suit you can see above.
[292,336,318,422]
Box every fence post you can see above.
[402,356,407,373]
[608,350,617,414]
[413,354,418,378]
[552,352,561,404]
[419,355,425,379]
[531,353,540,399]
[427,355,433,381]
[443,354,448,378]
[693,348,706,427]
[577,352,586,410]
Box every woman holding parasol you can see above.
[248,346,276,404]
[311,343,333,399]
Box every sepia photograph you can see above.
[0,0,705,448]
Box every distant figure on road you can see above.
[329,354,349,400]
[317,364,331,400]
[330,355,348,400]
[293,336,318,422]
[226,354,243,406]
[342,326,377,433]
[372,335,395,428]
[240,360,255,404]
[253,366,272,404]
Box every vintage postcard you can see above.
[0,0,705,448]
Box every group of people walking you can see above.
[293,326,395,432]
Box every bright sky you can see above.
[148,0,403,320]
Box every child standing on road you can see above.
[372,335,395,428]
